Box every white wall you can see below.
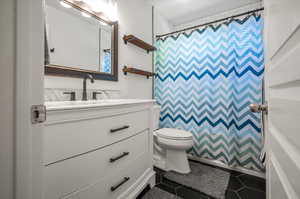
[45,0,153,99]
[154,9,173,36]
[173,2,262,31]
[0,1,15,199]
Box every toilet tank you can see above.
[153,105,161,130]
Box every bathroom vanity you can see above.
[43,100,155,199]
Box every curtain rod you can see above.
[156,7,264,38]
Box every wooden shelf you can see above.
[123,35,156,53]
[122,66,156,79]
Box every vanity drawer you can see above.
[44,110,149,165]
[44,130,149,199]
[63,148,150,199]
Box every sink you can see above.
[45,99,156,111]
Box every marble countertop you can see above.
[45,99,156,111]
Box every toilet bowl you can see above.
[153,105,193,174]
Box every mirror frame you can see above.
[45,1,118,81]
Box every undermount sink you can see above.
[45,99,156,111]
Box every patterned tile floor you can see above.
[138,161,266,199]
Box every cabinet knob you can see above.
[110,125,130,133]
[110,177,130,192]
[109,152,130,163]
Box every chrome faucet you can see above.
[82,74,94,101]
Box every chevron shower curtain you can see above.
[154,14,264,172]
[101,51,112,73]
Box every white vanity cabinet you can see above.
[43,100,155,199]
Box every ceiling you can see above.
[151,0,261,26]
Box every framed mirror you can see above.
[45,0,118,81]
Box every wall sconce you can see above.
[59,0,118,22]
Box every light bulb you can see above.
[104,2,118,21]
[59,1,72,8]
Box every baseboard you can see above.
[188,155,266,179]
[119,168,156,199]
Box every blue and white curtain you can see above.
[101,51,112,73]
[154,13,264,172]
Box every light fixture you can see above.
[81,12,91,18]
[83,0,106,13]
[104,1,118,21]
[82,0,118,21]
[91,3,107,13]
[59,1,72,8]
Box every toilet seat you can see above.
[155,128,193,140]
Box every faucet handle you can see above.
[92,91,102,100]
[63,91,76,101]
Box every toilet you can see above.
[153,105,193,174]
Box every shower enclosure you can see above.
[154,10,265,172]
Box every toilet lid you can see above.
[155,128,193,140]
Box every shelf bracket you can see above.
[122,66,155,79]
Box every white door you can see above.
[16,0,44,199]
[264,0,300,198]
